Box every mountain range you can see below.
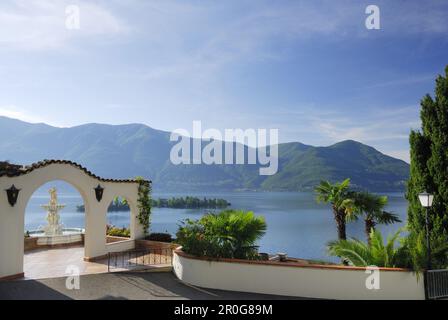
[0,116,409,192]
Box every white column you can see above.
[84,199,108,259]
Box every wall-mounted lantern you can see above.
[6,185,20,207]
[94,184,104,202]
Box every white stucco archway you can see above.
[0,160,149,280]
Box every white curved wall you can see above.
[0,163,145,279]
[106,239,135,253]
[173,251,425,300]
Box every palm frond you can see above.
[339,178,351,189]
[328,238,370,266]
[374,211,402,225]
[328,229,405,268]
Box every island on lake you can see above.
[76,196,231,212]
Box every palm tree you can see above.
[315,179,353,240]
[347,192,401,244]
[327,229,404,267]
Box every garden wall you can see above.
[106,235,130,244]
[135,239,178,251]
[105,239,135,253]
[173,250,426,300]
[24,234,85,252]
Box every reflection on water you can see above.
[25,191,408,261]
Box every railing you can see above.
[107,248,173,272]
[426,269,448,299]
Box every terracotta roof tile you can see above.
[0,162,23,176]
[0,159,151,184]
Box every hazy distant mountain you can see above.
[0,116,409,192]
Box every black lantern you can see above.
[6,185,20,207]
[94,184,104,202]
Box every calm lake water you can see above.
[25,188,408,262]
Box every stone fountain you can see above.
[26,187,84,247]
[41,187,66,236]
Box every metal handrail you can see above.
[426,269,448,299]
[107,248,173,272]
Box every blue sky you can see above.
[0,0,447,162]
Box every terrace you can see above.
[0,159,445,300]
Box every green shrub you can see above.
[328,228,448,272]
[176,209,267,260]
[398,230,448,273]
[146,233,173,243]
[328,229,405,268]
[107,227,130,238]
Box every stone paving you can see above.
[24,246,108,279]
[24,245,170,279]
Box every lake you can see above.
[25,189,408,262]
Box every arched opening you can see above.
[23,180,88,279]
[105,196,132,243]
[0,161,146,280]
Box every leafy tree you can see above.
[150,196,230,209]
[108,197,130,212]
[400,228,448,273]
[315,179,353,240]
[347,191,401,244]
[406,66,448,267]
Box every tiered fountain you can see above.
[41,187,65,236]
[28,187,84,246]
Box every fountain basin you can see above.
[28,228,84,246]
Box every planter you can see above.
[172,249,425,300]
[135,239,179,251]
[106,235,130,243]
[24,237,39,252]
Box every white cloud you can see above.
[364,74,436,89]
[311,106,419,143]
[252,105,419,162]
[389,1,448,35]
[136,2,361,81]
[304,106,420,161]
[0,0,129,51]
[384,150,410,164]
[136,0,448,80]
[0,105,48,123]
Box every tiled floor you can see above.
[23,246,171,280]
[24,246,108,280]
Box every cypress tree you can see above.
[407,66,448,262]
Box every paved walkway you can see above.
[0,272,302,300]
[24,245,170,279]
[24,246,108,279]
[16,246,304,300]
